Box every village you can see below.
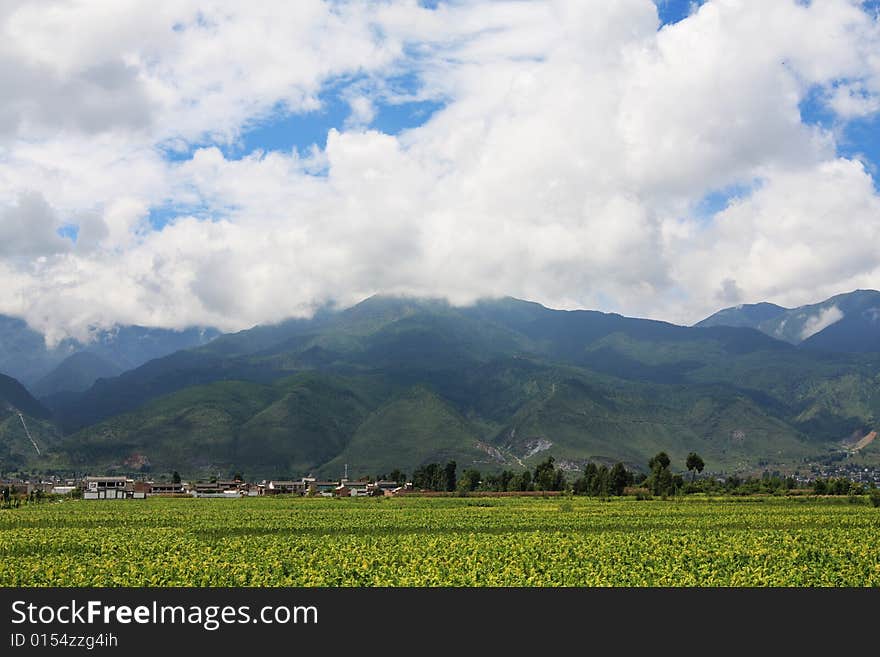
[0,474,413,500]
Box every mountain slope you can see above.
[0,373,59,473]
[800,311,880,353]
[319,385,487,477]
[58,374,389,477]
[0,314,220,386]
[27,294,880,478]
[694,302,787,330]
[32,351,123,397]
[0,372,52,420]
[697,289,880,351]
[0,315,78,389]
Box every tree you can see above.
[574,463,598,496]
[672,474,684,493]
[413,463,444,491]
[609,462,631,496]
[172,471,181,484]
[653,468,672,496]
[458,468,481,493]
[533,456,565,491]
[593,465,610,497]
[583,462,598,496]
[685,452,704,482]
[496,470,514,491]
[648,452,670,471]
[443,461,457,492]
[647,452,674,497]
[508,470,532,492]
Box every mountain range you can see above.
[2,290,880,480]
[697,289,880,352]
[0,317,220,395]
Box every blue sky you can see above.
[800,86,880,185]
[653,0,880,186]
[159,0,879,214]
[186,2,714,161]
[655,0,703,25]
[72,1,880,239]
[651,0,880,208]
[160,74,444,170]
[166,1,715,167]
[235,88,444,157]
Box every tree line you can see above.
[382,450,880,501]
[401,452,710,496]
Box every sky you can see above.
[1,0,880,344]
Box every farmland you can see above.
[1,496,879,586]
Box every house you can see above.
[370,480,401,496]
[308,480,338,497]
[339,480,370,496]
[191,481,242,498]
[82,476,135,500]
[266,480,307,495]
[1,480,49,495]
[145,482,189,496]
[390,483,415,496]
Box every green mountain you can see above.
[320,386,487,478]
[0,372,51,420]
[29,294,880,479]
[0,314,220,388]
[697,289,880,351]
[693,302,787,330]
[32,351,123,398]
[0,373,59,473]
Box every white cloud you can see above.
[828,80,880,118]
[1,0,880,342]
[0,0,401,144]
[0,192,70,258]
[800,305,845,340]
[345,96,377,129]
[668,158,880,320]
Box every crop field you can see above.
[1,496,879,586]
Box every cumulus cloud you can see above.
[828,80,880,118]
[668,158,880,318]
[0,192,70,258]
[1,0,880,342]
[0,0,401,144]
[717,279,744,305]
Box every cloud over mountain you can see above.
[1,0,879,342]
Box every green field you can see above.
[2,496,879,586]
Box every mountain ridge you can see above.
[19,292,877,479]
[697,289,880,351]
[0,315,221,389]
[4,291,880,478]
